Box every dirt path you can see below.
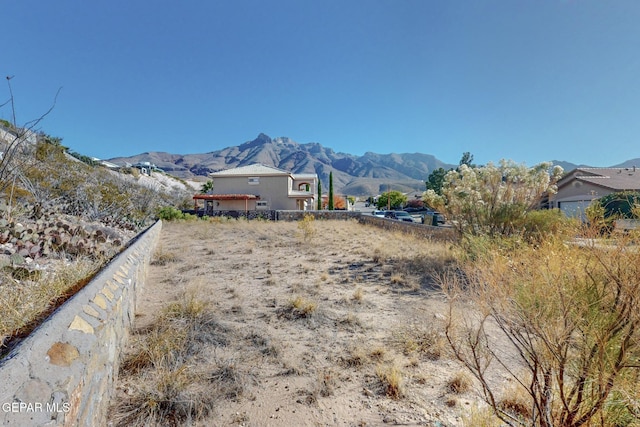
[109,219,486,427]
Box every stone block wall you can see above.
[275,210,361,221]
[357,215,457,241]
[0,221,162,426]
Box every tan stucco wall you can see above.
[215,199,258,210]
[213,175,302,210]
[555,181,607,203]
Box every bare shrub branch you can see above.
[445,232,640,426]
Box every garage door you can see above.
[559,200,591,220]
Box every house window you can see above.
[248,177,260,185]
[256,201,269,209]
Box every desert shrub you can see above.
[521,208,576,243]
[433,160,564,237]
[156,206,189,221]
[112,290,224,426]
[446,232,640,427]
[297,214,317,242]
[586,191,640,234]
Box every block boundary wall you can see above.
[276,210,457,241]
[0,220,162,426]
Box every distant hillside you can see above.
[108,134,455,196]
[108,133,639,196]
[613,158,640,169]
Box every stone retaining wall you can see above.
[278,210,457,241]
[357,215,457,241]
[275,210,361,221]
[0,221,162,427]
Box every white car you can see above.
[372,210,386,218]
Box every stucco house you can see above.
[193,163,317,213]
[552,167,640,219]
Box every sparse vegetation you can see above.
[352,286,364,302]
[447,371,472,394]
[375,363,404,399]
[446,227,640,426]
[297,213,317,242]
[282,295,318,319]
[110,219,459,425]
[0,257,100,352]
[150,245,179,266]
[110,289,230,426]
[395,325,446,360]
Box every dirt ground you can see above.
[109,219,496,427]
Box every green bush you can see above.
[521,208,575,243]
[157,206,186,221]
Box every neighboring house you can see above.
[194,163,317,213]
[552,167,640,219]
[128,161,164,175]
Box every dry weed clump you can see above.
[110,290,230,426]
[447,371,472,394]
[278,296,318,319]
[352,286,364,302]
[316,368,337,397]
[297,214,317,242]
[375,363,404,399]
[462,405,503,427]
[341,345,369,368]
[113,365,216,427]
[208,358,256,400]
[247,332,280,358]
[395,325,447,360]
[150,244,179,266]
[369,345,387,361]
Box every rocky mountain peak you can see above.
[108,134,458,195]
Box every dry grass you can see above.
[279,295,318,319]
[150,244,179,266]
[110,288,231,426]
[352,286,364,302]
[447,371,472,394]
[395,324,447,360]
[111,219,468,426]
[462,405,503,427]
[0,257,101,353]
[375,362,404,399]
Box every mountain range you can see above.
[108,133,640,196]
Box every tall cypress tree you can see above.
[317,180,322,210]
[328,172,334,210]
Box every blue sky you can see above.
[2,0,639,167]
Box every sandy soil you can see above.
[110,219,496,427]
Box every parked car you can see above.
[421,211,446,226]
[384,210,416,222]
[372,210,386,218]
[403,207,430,214]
